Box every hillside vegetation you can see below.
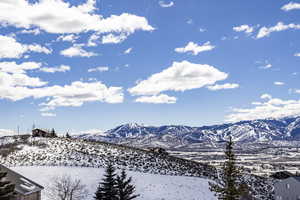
[0,135,214,177]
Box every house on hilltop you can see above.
[32,128,57,137]
[275,176,300,200]
[0,164,43,200]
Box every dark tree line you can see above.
[95,164,139,200]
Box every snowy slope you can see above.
[0,136,274,200]
[0,137,214,178]
[77,116,300,148]
[13,166,217,200]
[0,137,272,200]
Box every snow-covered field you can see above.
[13,166,216,200]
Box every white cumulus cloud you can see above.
[0,35,51,58]
[261,93,272,100]
[233,25,254,34]
[281,2,300,11]
[41,112,56,117]
[159,1,174,8]
[226,95,300,122]
[295,89,300,94]
[135,94,177,104]
[128,60,228,96]
[260,63,272,69]
[40,65,71,73]
[102,33,127,44]
[0,61,123,109]
[37,81,124,110]
[207,83,239,91]
[0,0,154,35]
[0,61,41,74]
[87,33,100,47]
[124,48,133,54]
[57,34,79,43]
[0,72,47,89]
[20,28,41,35]
[274,81,285,86]
[60,44,97,57]
[175,42,215,55]
[257,22,300,39]
[0,79,123,108]
[88,66,109,73]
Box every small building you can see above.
[32,128,56,138]
[0,164,44,200]
[274,176,300,200]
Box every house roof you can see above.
[0,164,44,195]
[32,128,49,133]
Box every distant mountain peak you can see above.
[77,116,300,148]
[125,123,142,128]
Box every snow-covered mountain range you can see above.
[77,116,300,148]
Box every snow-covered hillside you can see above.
[77,116,300,148]
[0,136,274,199]
[0,136,214,178]
[13,166,217,200]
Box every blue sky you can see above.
[1,0,300,134]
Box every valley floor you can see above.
[13,166,216,200]
[169,142,300,177]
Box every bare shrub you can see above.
[46,175,88,200]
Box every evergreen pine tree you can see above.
[209,136,245,200]
[66,132,71,139]
[116,169,139,200]
[94,163,118,200]
[94,183,103,200]
[0,169,15,200]
[50,128,56,137]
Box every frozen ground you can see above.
[13,166,216,200]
